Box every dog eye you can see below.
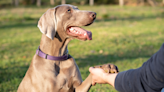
[67,9,71,13]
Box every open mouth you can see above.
[66,27,92,40]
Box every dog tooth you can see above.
[84,33,86,36]
[69,27,74,31]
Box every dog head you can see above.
[38,4,96,41]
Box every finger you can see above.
[92,81,96,86]
[89,67,94,73]
[92,83,96,86]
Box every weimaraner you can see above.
[17,4,118,92]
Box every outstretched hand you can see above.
[89,67,118,87]
[89,67,107,85]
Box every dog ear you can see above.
[37,7,58,40]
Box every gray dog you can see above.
[17,4,118,92]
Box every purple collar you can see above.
[36,46,68,61]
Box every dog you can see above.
[17,4,118,92]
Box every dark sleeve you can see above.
[115,43,164,92]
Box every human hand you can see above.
[89,67,118,87]
[89,67,108,85]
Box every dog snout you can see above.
[89,12,96,20]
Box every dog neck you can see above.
[39,32,71,57]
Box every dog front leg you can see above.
[75,63,119,92]
[75,74,92,92]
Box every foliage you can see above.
[85,0,118,5]
[102,13,109,19]
[1,0,164,7]
[0,5,164,92]
[94,0,118,4]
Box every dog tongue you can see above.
[68,27,92,40]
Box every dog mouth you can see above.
[66,26,92,40]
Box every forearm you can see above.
[115,44,164,92]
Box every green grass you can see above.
[0,5,164,92]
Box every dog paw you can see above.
[94,63,119,73]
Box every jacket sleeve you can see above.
[115,43,164,92]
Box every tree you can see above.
[147,0,157,7]
[12,0,15,5]
[31,0,36,4]
[61,0,65,4]
[37,0,41,6]
[119,0,124,6]
[50,0,55,5]
[15,0,19,6]
[90,0,94,6]
[12,0,19,6]
[138,0,145,5]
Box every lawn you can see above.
[0,5,164,92]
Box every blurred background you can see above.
[0,0,164,92]
[0,0,164,7]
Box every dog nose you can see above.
[89,12,96,20]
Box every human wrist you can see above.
[102,73,109,84]
[105,73,118,87]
